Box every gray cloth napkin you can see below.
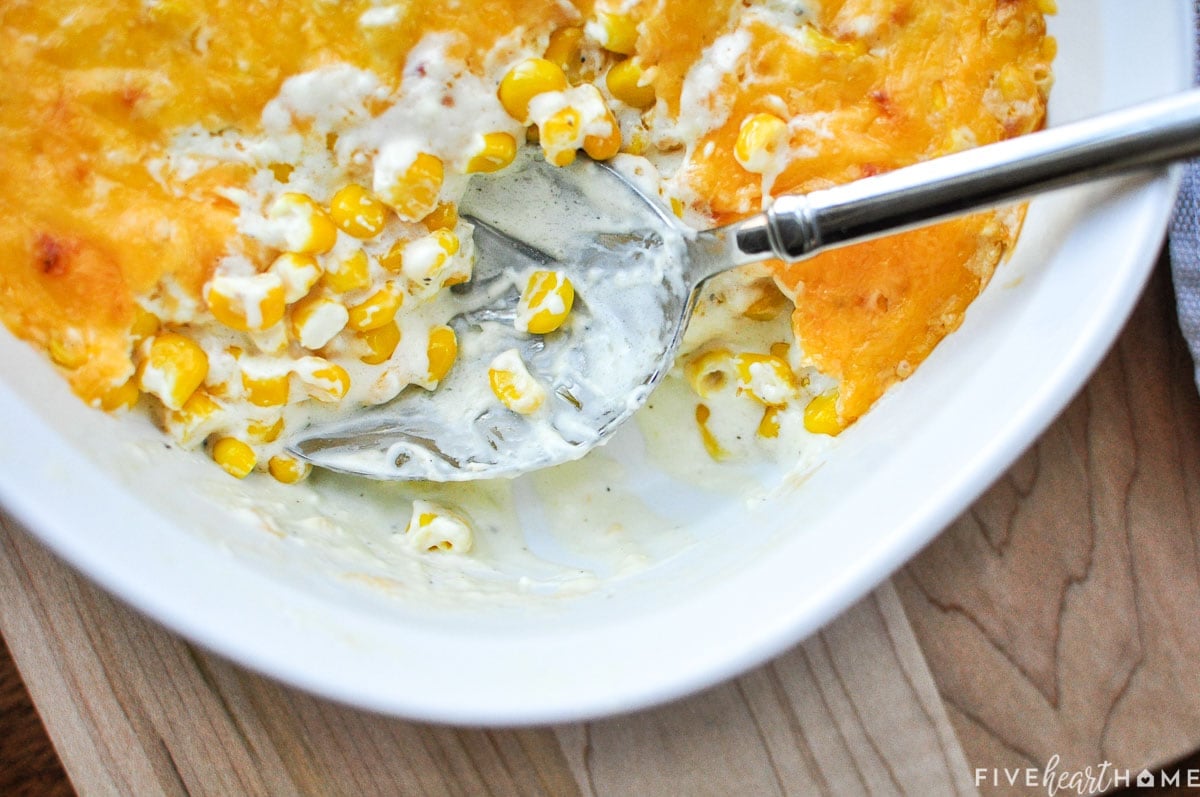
[1169,0,1200,390]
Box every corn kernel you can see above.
[138,332,208,411]
[294,356,351,402]
[163,391,223,445]
[247,417,284,444]
[734,113,790,174]
[267,193,338,255]
[289,294,349,350]
[329,184,388,239]
[516,270,574,334]
[268,162,294,182]
[268,454,311,485]
[540,106,582,167]
[240,368,290,408]
[268,252,323,303]
[401,230,460,286]
[545,26,585,75]
[358,321,401,365]
[684,348,735,398]
[405,500,473,553]
[206,272,287,332]
[426,325,458,384]
[758,406,781,439]
[465,132,518,174]
[1035,0,1057,14]
[582,107,621,161]
[347,284,403,332]
[498,58,569,123]
[593,11,639,55]
[99,379,140,412]
[734,353,798,406]
[48,330,88,370]
[488,348,546,414]
[606,59,656,109]
[743,279,791,321]
[804,389,844,436]
[130,307,161,343]
[374,149,444,223]
[323,248,371,293]
[212,437,256,479]
[769,341,791,360]
[379,239,405,273]
[422,202,459,233]
[694,403,728,461]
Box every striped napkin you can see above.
[1169,0,1200,390]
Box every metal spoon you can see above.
[289,89,1200,481]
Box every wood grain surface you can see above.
[3,252,1200,796]
[897,252,1200,793]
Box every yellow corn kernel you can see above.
[422,202,458,233]
[138,332,208,411]
[268,193,338,255]
[606,59,656,109]
[289,294,349,350]
[294,357,351,402]
[268,454,311,485]
[488,349,546,414]
[545,26,585,75]
[593,11,638,55]
[684,348,735,398]
[516,270,574,334]
[379,240,405,273]
[347,284,403,332]
[466,132,518,174]
[694,403,728,461]
[734,113,790,174]
[804,389,844,436]
[376,151,444,223]
[163,390,222,445]
[358,321,401,365]
[670,196,685,218]
[48,330,88,370]
[1035,0,1057,14]
[405,500,473,553]
[329,183,388,239]
[743,279,791,321]
[582,107,621,161]
[400,230,460,286]
[99,379,140,412]
[995,63,1033,103]
[324,248,371,293]
[540,106,582,167]
[769,341,791,361]
[734,353,798,406]
[498,58,569,123]
[758,406,781,439]
[268,252,323,304]
[930,80,948,112]
[130,306,161,343]
[426,325,458,384]
[206,272,287,332]
[247,417,284,443]
[212,437,256,479]
[240,369,290,408]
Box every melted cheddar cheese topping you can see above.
[0,0,1052,476]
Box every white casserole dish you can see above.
[0,2,1190,724]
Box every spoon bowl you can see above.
[289,89,1200,481]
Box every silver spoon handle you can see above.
[726,89,1200,264]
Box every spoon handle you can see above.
[726,88,1200,264]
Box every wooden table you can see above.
[3,249,1200,796]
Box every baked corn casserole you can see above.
[0,0,1053,551]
